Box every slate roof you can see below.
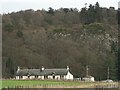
[83,75,94,78]
[16,68,69,76]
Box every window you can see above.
[35,75,38,78]
[53,75,55,79]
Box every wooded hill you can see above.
[2,2,118,80]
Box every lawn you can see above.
[2,80,94,88]
[0,80,2,90]
[2,79,119,89]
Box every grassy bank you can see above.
[2,80,94,88]
[2,80,119,89]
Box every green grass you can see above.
[0,80,2,90]
[2,80,93,88]
[2,80,119,89]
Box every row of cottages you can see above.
[16,66,74,80]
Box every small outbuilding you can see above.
[82,75,95,82]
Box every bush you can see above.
[4,24,14,32]
[16,30,23,38]
[84,23,105,34]
[53,28,67,33]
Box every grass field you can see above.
[0,80,2,90]
[2,80,94,88]
[2,79,119,89]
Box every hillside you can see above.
[2,2,118,80]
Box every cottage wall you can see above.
[55,75,60,80]
[82,77,95,82]
[22,76,28,79]
[65,72,73,80]
[30,76,35,79]
[64,75,67,79]
[48,76,53,79]
[38,76,44,79]
[91,77,95,82]
[16,76,19,79]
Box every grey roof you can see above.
[16,68,69,76]
[83,75,94,78]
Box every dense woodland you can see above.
[2,2,118,80]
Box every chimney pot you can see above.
[41,66,45,71]
[67,66,69,70]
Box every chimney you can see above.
[118,1,120,9]
[67,66,69,70]
[17,66,20,72]
[41,66,45,71]
[118,1,120,24]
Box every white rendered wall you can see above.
[83,77,95,82]
[38,76,44,80]
[16,76,19,79]
[64,72,73,80]
[55,75,60,80]
[22,76,28,79]
[91,77,95,82]
[48,76,53,79]
[29,76,35,79]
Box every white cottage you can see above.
[15,66,73,80]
